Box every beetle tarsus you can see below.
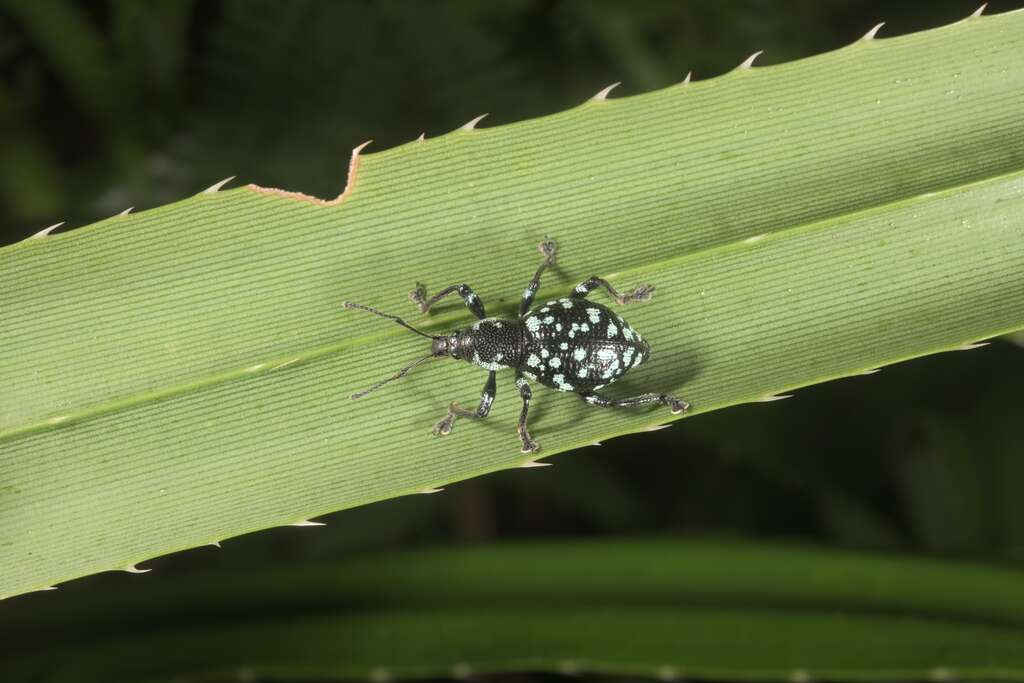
[409,282,429,312]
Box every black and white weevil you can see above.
[344,240,689,453]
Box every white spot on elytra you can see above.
[560,299,573,309]
[623,327,634,341]
[549,357,562,368]
[540,348,550,358]
[578,367,588,378]
[560,342,568,350]
[526,317,541,333]
[527,354,541,367]
[543,315,554,324]
[573,348,587,361]
[580,323,590,332]
[607,321,618,337]
[586,308,601,324]
[623,347,635,366]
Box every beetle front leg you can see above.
[570,276,654,305]
[411,283,487,319]
[433,371,496,436]
[579,390,689,414]
[519,238,558,316]
[515,372,540,453]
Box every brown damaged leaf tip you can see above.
[246,140,372,205]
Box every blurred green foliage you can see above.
[2,1,1024,679]
[3,0,1019,237]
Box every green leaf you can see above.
[5,539,1024,682]
[2,11,1024,598]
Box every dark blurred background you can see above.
[2,0,1023,585]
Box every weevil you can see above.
[344,240,689,453]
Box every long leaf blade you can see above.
[2,11,1023,597]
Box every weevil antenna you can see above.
[344,300,434,339]
[350,353,435,400]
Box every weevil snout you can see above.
[431,336,449,356]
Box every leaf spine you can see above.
[202,176,236,194]
[737,50,763,70]
[591,82,621,101]
[861,22,885,41]
[29,222,64,240]
[757,393,793,402]
[461,113,489,131]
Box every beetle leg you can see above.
[578,390,689,414]
[515,372,540,453]
[519,238,558,316]
[570,276,654,305]
[433,371,496,436]
[411,282,486,319]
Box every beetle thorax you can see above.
[433,318,522,371]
